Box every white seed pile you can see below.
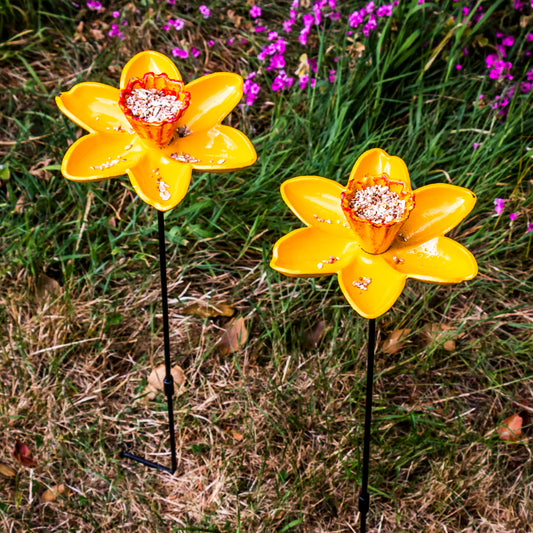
[348,184,406,225]
[125,88,187,122]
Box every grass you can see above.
[1,0,532,531]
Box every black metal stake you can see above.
[358,318,376,533]
[121,210,177,474]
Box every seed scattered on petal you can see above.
[158,179,171,201]
[171,152,200,163]
[352,276,372,290]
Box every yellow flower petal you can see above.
[338,253,406,319]
[126,152,192,211]
[397,184,477,247]
[56,83,129,134]
[270,226,357,277]
[348,148,411,190]
[281,176,350,235]
[120,50,182,89]
[180,73,244,133]
[168,125,256,171]
[61,132,143,181]
[385,236,478,283]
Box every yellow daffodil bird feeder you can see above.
[271,148,477,531]
[56,50,256,474]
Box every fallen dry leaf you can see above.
[497,413,523,442]
[421,323,457,352]
[41,484,69,503]
[0,462,16,478]
[182,301,235,319]
[217,316,248,355]
[35,273,62,302]
[304,320,327,348]
[381,328,411,355]
[12,441,37,467]
[226,427,244,442]
[144,364,186,400]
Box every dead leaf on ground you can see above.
[304,319,326,348]
[35,273,62,301]
[381,328,411,355]
[41,484,69,503]
[0,462,16,478]
[217,316,248,355]
[144,365,186,401]
[182,300,235,318]
[12,441,37,467]
[421,323,458,352]
[497,413,523,442]
[226,427,244,442]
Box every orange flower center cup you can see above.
[118,72,191,148]
[340,173,415,254]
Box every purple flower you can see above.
[172,47,189,59]
[191,47,201,58]
[527,222,533,233]
[299,74,309,90]
[303,13,315,30]
[494,198,506,215]
[329,69,336,83]
[108,24,124,39]
[283,20,294,33]
[112,10,120,18]
[501,35,515,47]
[267,54,286,70]
[207,39,215,46]
[526,33,533,42]
[173,18,185,30]
[509,212,517,221]
[377,4,393,16]
[199,5,210,19]
[473,142,480,149]
[250,5,262,18]
[456,64,462,70]
[243,73,261,106]
[271,70,294,92]
[86,0,102,11]
[348,11,364,28]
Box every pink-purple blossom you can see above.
[250,5,262,18]
[172,47,189,59]
[199,5,210,19]
[86,0,102,11]
[271,70,294,91]
[494,198,506,215]
[108,24,124,39]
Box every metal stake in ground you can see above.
[358,318,376,533]
[121,210,178,474]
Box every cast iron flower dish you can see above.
[56,50,256,211]
[271,148,478,319]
